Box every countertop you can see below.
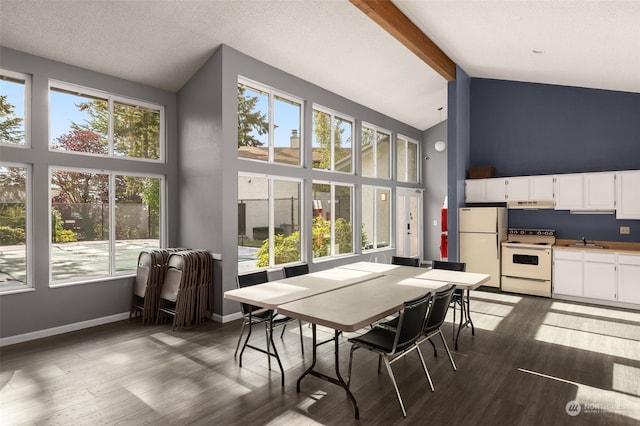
[554,239,640,254]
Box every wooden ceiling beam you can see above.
[350,0,456,81]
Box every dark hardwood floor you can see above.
[1,290,639,425]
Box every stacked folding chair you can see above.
[130,248,186,324]
[156,250,213,330]
[195,250,214,325]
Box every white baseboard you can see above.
[2,311,245,347]
[212,311,243,323]
[0,312,130,347]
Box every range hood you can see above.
[507,200,555,210]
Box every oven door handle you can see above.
[503,276,550,283]
[504,247,550,252]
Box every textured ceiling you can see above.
[1,0,639,131]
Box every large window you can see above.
[397,135,420,183]
[1,69,29,146]
[0,164,30,292]
[50,168,162,283]
[238,174,301,273]
[312,106,353,173]
[362,186,391,250]
[237,79,302,166]
[312,182,354,259]
[49,82,162,161]
[361,124,391,179]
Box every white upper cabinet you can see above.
[616,170,640,219]
[554,172,615,211]
[465,178,506,203]
[584,172,616,210]
[485,178,507,202]
[506,177,529,201]
[529,175,555,201]
[554,174,584,210]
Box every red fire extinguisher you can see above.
[440,196,448,260]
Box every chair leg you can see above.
[347,345,359,388]
[234,319,247,357]
[428,337,437,357]
[439,329,457,371]
[382,356,407,417]
[298,320,304,357]
[265,323,272,370]
[280,323,287,339]
[452,300,457,340]
[416,345,435,392]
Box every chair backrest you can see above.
[432,260,466,272]
[423,284,456,335]
[236,271,269,314]
[393,292,432,353]
[283,264,309,278]
[391,256,420,267]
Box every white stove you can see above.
[501,228,555,297]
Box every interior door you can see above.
[396,188,423,259]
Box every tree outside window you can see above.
[0,72,27,146]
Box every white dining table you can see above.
[338,262,490,350]
[276,274,448,419]
[223,262,490,418]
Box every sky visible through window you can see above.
[1,80,26,141]
[49,90,96,143]
[251,92,301,148]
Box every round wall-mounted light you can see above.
[434,140,446,152]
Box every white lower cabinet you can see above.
[553,250,583,297]
[583,252,616,301]
[618,254,640,304]
[553,249,640,308]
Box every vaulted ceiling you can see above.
[1,0,639,130]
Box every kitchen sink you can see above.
[563,243,608,249]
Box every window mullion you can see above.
[268,91,274,163]
[330,184,335,257]
[268,178,275,267]
[108,98,114,157]
[109,173,115,275]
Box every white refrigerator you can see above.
[459,207,507,288]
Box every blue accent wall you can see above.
[469,78,640,242]
[448,66,471,261]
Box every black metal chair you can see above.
[283,263,309,278]
[234,271,304,370]
[431,260,471,349]
[391,256,420,267]
[418,284,457,389]
[347,292,433,417]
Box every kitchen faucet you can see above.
[580,236,587,245]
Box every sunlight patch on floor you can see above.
[613,363,640,397]
[550,302,640,323]
[535,323,640,360]
[518,368,640,421]
[542,312,639,341]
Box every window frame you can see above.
[361,185,393,252]
[361,122,391,180]
[237,77,304,167]
[48,80,165,163]
[311,180,354,260]
[49,165,166,286]
[237,172,304,272]
[0,68,31,148]
[396,134,421,183]
[311,104,355,174]
[0,162,33,294]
